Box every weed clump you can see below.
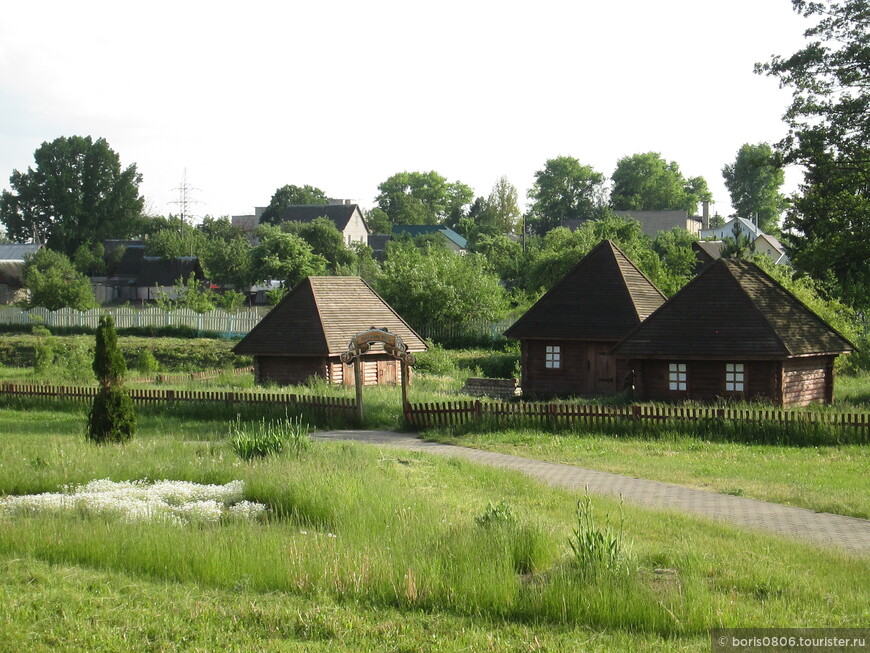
[568,493,628,575]
[230,415,310,461]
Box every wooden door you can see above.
[592,345,616,394]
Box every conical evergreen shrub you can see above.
[87,315,136,443]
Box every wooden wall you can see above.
[256,355,404,387]
[632,359,781,404]
[781,356,834,406]
[521,340,626,398]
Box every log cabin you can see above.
[505,240,667,398]
[611,258,854,406]
[233,276,426,386]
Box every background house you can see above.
[505,240,666,398]
[389,225,468,253]
[109,245,205,302]
[0,243,42,304]
[233,276,427,386]
[277,202,369,247]
[612,259,853,406]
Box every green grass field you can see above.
[0,404,866,651]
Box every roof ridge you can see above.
[608,240,668,322]
[722,260,791,357]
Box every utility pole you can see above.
[170,169,201,256]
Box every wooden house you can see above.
[109,245,206,302]
[504,240,667,398]
[233,276,427,386]
[611,259,854,407]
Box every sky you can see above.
[0,0,811,224]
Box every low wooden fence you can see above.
[0,382,356,420]
[127,366,254,385]
[404,399,870,436]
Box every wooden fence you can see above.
[0,382,356,420]
[404,399,870,436]
[0,307,264,335]
[127,366,254,385]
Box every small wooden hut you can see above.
[611,259,854,406]
[233,276,427,386]
[505,240,667,398]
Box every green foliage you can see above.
[756,0,870,310]
[31,326,55,375]
[229,415,310,460]
[201,235,254,291]
[471,233,526,288]
[722,143,787,234]
[568,494,627,575]
[87,387,136,443]
[364,207,392,234]
[92,316,127,388]
[413,341,458,377]
[72,241,107,276]
[294,217,355,271]
[610,152,711,215]
[376,241,508,329]
[375,171,473,226]
[651,228,698,296]
[0,136,144,256]
[721,219,755,259]
[215,290,247,312]
[251,224,327,287]
[20,248,97,311]
[145,221,208,259]
[135,350,160,375]
[527,156,608,234]
[259,184,328,225]
[475,501,516,528]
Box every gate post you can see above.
[353,357,364,426]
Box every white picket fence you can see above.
[0,307,263,335]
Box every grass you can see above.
[0,405,867,651]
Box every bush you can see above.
[413,341,457,377]
[87,387,136,443]
[136,350,160,374]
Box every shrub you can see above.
[475,501,516,528]
[414,341,457,377]
[31,326,54,374]
[136,350,160,374]
[87,316,136,444]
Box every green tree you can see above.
[72,241,107,277]
[20,248,97,310]
[611,152,711,214]
[260,184,329,225]
[487,176,521,234]
[144,218,208,259]
[250,224,327,287]
[375,171,473,226]
[0,136,144,255]
[651,228,698,295]
[376,241,508,328]
[720,219,755,259]
[201,235,254,290]
[364,208,392,234]
[295,217,355,272]
[756,0,870,309]
[722,143,787,234]
[527,156,607,235]
[88,315,135,443]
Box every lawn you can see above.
[0,404,866,651]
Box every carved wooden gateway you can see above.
[341,329,416,423]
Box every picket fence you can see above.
[404,399,870,436]
[0,307,263,336]
[0,382,356,419]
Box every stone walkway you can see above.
[313,429,870,557]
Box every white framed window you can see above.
[668,363,687,391]
[725,363,745,392]
[545,345,561,369]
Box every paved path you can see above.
[313,430,870,557]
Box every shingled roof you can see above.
[233,276,427,356]
[504,240,667,341]
[612,258,854,359]
[276,204,365,231]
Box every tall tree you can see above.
[260,184,328,225]
[722,143,787,234]
[375,171,473,226]
[610,152,711,215]
[0,136,144,255]
[250,224,327,287]
[486,176,521,233]
[756,0,870,309]
[20,248,98,311]
[526,156,607,235]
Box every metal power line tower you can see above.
[170,169,202,238]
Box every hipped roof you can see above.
[233,276,427,357]
[504,240,667,341]
[612,258,854,359]
[276,204,365,231]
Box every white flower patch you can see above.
[0,479,266,526]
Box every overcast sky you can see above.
[0,0,810,224]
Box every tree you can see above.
[486,176,521,234]
[73,241,107,277]
[756,0,870,309]
[651,228,698,295]
[722,143,787,234]
[20,248,97,310]
[0,136,144,255]
[720,219,755,259]
[88,315,135,443]
[293,217,355,272]
[201,235,254,290]
[260,184,328,225]
[364,208,392,234]
[526,157,607,235]
[375,171,473,226]
[376,241,508,328]
[250,224,327,287]
[610,152,711,215]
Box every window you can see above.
[545,345,561,369]
[725,363,745,392]
[668,363,687,391]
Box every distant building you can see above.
[277,203,369,247]
[109,245,206,302]
[389,225,467,253]
[0,243,43,304]
[612,210,702,237]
